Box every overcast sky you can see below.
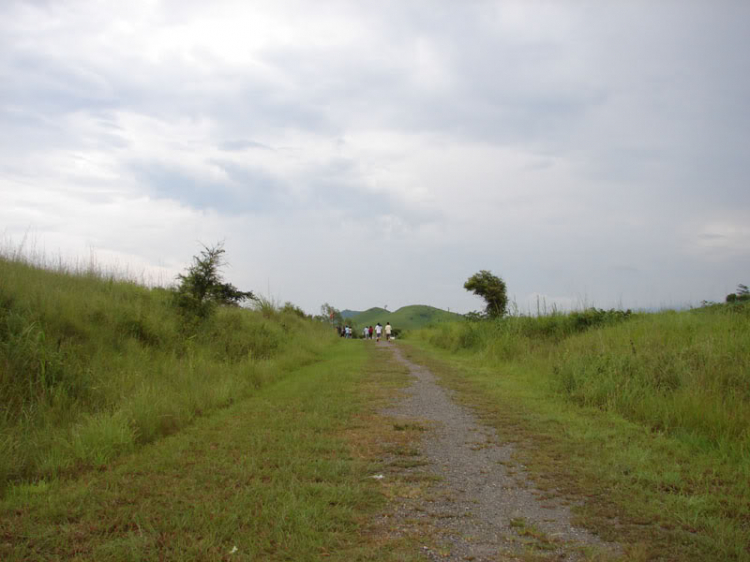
[2,1,749,315]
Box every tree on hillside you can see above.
[464,270,508,318]
[319,303,343,326]
[175,242,255,318]
[726,283,749,303]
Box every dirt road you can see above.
[378,342,617,561]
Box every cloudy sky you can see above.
[2,1,749,314]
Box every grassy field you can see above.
[0,342,429,561]
[406,305,750,561]
[0,255,338,490]
[5,250,749,559]
[0,253,435,560]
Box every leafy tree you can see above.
[726,283,749,303]
[319,303,343,326]
[464,270,508,318]
[175,242,255,318]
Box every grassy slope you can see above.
[406,306,750,561]
[0,257,337,490]
[1,343,427,561]
[351,305,462,332]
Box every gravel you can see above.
[378,343,617,561]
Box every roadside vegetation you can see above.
[0,248,337,491]
[407,301,750,561]
[1,342,425,561]
[4,245,749,560]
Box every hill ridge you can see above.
[347,304,461,331]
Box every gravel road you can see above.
[378,342,616,561]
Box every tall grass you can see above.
[412,305,750,560]
[553,307,750,457]
[418,305,750,457]
[0,254,336,490]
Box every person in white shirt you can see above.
[375,323,382,341]
[385,322,392,341]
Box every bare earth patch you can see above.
[376,342,620,561]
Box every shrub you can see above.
[281,301,307,318]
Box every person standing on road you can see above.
[375,322,382,342]
[385,322,392,341]
[369,326,374,339]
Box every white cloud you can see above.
[2,0,749,314]
[693,218,750,259]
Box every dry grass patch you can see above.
[340,343,449,561]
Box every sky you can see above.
[2,0,749,315]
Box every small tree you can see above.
[726,283,749,303]
[464,270,508,318]
[320,303,343,326]
[175,242,255,318]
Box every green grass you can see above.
[0,342,426,561]
[0,255,338,490]
[406,305,750,561]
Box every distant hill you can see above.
[350,305,462,331]
[340,309,363,319]
[349,307,389,327]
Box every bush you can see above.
[281,301,307,318]
[427,308,633,353]
[725,283,749,304]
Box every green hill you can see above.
[0,255,337,489]
[340,309,363,319]
[350,305,462,331]
[348,307,388,327]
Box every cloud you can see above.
[1,1,749,314]
[218,139,273,152]
[129,160,287,215]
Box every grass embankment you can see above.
[0,256,336,490]
[1,343,425,561]
[407,305,750,561]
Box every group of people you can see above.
[338,322,393,341]
[362,322,393,341]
